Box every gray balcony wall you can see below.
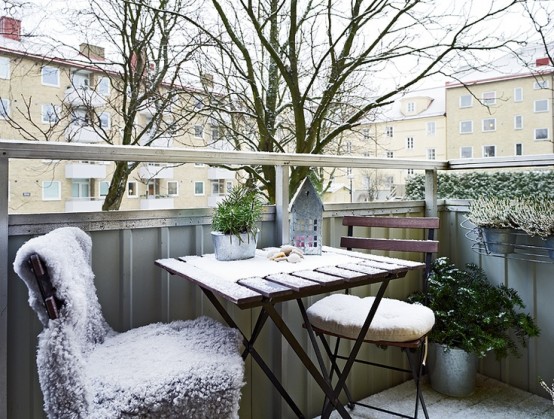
[6,200,550,419]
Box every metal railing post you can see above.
[424,169,438,217]
[275,165,290,245]
[0,156,8,419]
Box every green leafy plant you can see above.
[211,185,263,242]
[409,257,540,359]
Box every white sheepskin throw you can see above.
[14,227,245,419]
[307,293,435,342]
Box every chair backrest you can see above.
[28,253,62,320]
[340,215,439,280]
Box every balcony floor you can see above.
[316,374,554,418]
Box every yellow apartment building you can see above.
[0,16,237,214]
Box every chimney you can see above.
[0,16,22,41]
[536,57,551,67]
[79,43,105,60]
[200,73,214,90]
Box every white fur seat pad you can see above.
[307,294,434,342]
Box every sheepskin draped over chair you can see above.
[13,227,245,419]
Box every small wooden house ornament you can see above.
[289,177,323,255]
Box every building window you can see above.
[0,98,10,119]
[194,125,203,138]
[482,91,496,105]
[427,148,436,160]
[41,66,60,87]
[127,181,138,197]
[99,112,110,128]
[534,79,549,89]
[41,104,59,124]
[460,120,473,134]
[167,181,178,196]
[406,137,414,149]
[482,118,496,132]
[71,179,90,198]
[407,102,416,113]
[97,77,110,96]
[483,145,496,157]
[362,128,370,140]
[514,115,523,130]
[386,151,394,158]
[0,57,9,79]
[515,143,523,156]
[460,147,472,158]
[535,128,549,141]
[194,163,206,167]
[459,95,472,108]
[211,127,221,142]
[426,121,436,136]
[194,181,204,195]
[42,181,61,200]
[407,168,414,176]
[385,126,393,137]
[514,87,523,102]
[534,99,549,113]
[99,181,109,197]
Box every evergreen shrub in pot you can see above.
[409,257,540,396]
[211,184,263,261]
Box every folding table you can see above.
[155,246,424,418]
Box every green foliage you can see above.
[409,257,540,359]
[211,185,263,241]
[405,171,554,200]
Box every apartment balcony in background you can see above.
[207,167,235,180]
[139,196,174,210]
[65,124,104,144]
[138,132,174,148]
[63,87,107,108]
[208,194,226,208]
[65,161,107,179]
[138,163,174,179]
[64,198,104,212]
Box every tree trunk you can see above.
[102,161,131,211]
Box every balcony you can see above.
[207,167,235,180]
[65,161,107,179]
[64,198,104,212]
[139,196,174,210]
[63,86,107,108]
[1,140,553,419]
[138,163,174,179]
[137,131,174,148]
[65,124,104,143]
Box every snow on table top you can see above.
[180,249,357,283]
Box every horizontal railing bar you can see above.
[449,154,554,169]
[0,140,447,170]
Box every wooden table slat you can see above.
[238,277,295,298]
[322,246,425,269]
[265,273,322,292]
[315,266,365,280]
[290,270,346,286]
[337,263,389,278]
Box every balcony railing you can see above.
[1,140,553,419]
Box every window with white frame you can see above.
[535,128,549,141]
[167,181,178,196]
[482,91,496,105]
[99,181,110,197]
[406,137,414,149]
[194,181,204,195]
[459,95,472,108]
[41,66,59,87]
[97,77,110,96]
[71,179,91,198]
[460,120,473,134]
[72,71,90,89]
[99,112,110,128]
[514,115,523,130]
[385,126,393,137]
[406,102,416,113]
[194,125,203,138]
[515,143,523,156]
[42,181,61,200]
[514,87,523,102]
[460,146,472,158]
[427,148,436,160]
[427,121,436,136]
[534,99,549,112]
[211,127,221,142]
[386,150,394,158]
[407,168,414,176]
[346,141,352,154]
[0,98,9,118]
[534,79,549,90]
[482,118,496,132]
[362,128,370,140]
[483,145,496,157]
[41,104,59,124]
[0,57,9,79]
[127,181,138,197]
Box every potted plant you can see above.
[467,197,518,254]
[510,198,554,258]
[409,257,540,397]
[211,184,263,261]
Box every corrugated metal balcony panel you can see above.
[64,162,106,179]
[65,125,104,144]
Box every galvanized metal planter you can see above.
[482,227,516,254]
[428,342,478,397]
[211,231,258,261]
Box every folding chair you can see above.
[306,215,439,419]
[13,227,245,419]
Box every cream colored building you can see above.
[0,16,236,214]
